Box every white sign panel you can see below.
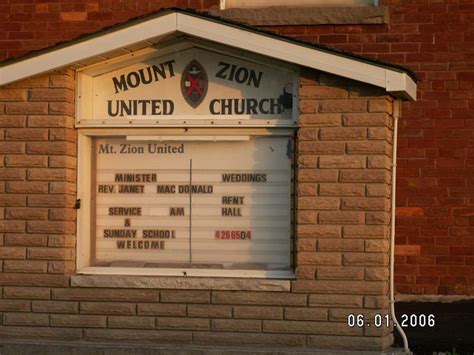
[93,137,292,270]
[78,46,297,126]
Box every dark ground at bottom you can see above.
[393,301,474,355]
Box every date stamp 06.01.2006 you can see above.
[347,314,436,328]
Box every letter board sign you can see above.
[92,137,292,270]
[76,45,298,127]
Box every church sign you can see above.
[76,46,298,126]
[0,7,419,352]
[74,43,296,274]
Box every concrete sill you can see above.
[208,6,388,26]
[71,275,291,291]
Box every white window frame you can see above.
[220,0,379,9]
[76,128,296,279]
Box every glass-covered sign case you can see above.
[92,136,292,271]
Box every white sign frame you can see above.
[76,128,296,279]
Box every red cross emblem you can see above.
[181,60,208,108]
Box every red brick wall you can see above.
[262,2,474,296]
[0,0,473,296]
[0,1,220,60]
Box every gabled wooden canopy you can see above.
[0,8,416,100]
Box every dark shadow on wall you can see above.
[393,301,474,355]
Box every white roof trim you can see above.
[0,13,177,86]
[0,11,416,100]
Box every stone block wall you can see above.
[0,68,396,351]
[294,70,395,349]
[0,69,77,278]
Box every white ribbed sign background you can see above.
[93,137,292,270]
